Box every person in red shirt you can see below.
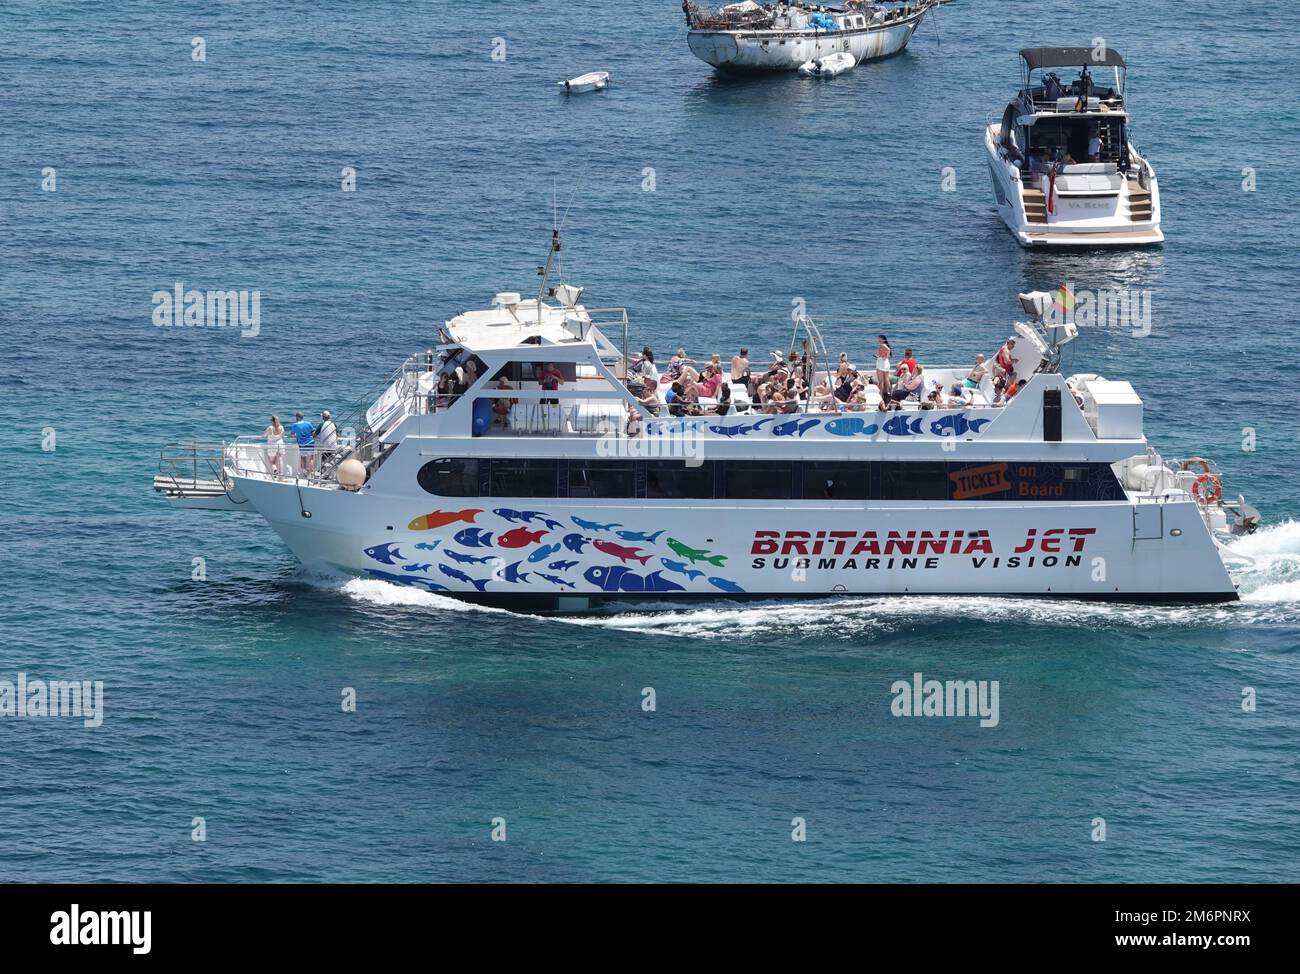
[995,339,1017,383]
[538,362,564,405]
[896,348,918,377]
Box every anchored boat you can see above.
[559,71,609,94]
[985,47,1163,247]
[155,247,1256,608]
[683,0,937,73]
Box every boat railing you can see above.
[155,440,231,496]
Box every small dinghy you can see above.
[798,52,856,78]
[558,71,609,94]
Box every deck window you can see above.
[723,461,795,500]
[417,458,479,497]
[803,462,873,500]
[489,459,559,498]
[646,460,715,499]
[568,460,637,498]
[880,461,950,501]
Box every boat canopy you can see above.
[1019,47,1126,70]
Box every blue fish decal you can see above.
[660,557,705,581]
[929,412,994,437]
[883,414,925,437]
[494,508,565,531]
[707,417,773,437]
[363,542,404,565]
[773,418,819,437]
[583,565,685,593]
[644,571,685,593]
[707,576,746,594]
[366,569,450,592]
[527,543,562,564]
[572,516,621,532]
[402,563,433,573]
[444,548,496,566]
[495,560,530,584]
[547,559,579,571]
[414,541,443,552]
[438,564,490,592]
[584,565,635,592]
[563,532,593,554]
[453,527,495,548]
[536,572,576,589]
[825,417,879,437]
[615,529,665,543]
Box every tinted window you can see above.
[803,462,872,500]
[569,461,637,498]
[646,460,714,499]
[723,461,794,500]
[490,459,559,498]
[417,458,479,497]
[880,462,950,501]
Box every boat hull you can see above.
[688,15,923,72]
[233,477,1239,606]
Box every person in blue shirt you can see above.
[289,411,316,474]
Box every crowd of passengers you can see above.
[622,334,1038,419]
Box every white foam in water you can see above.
[1227,519,1300,605]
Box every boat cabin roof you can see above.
[1020,46,1125,70]
[445,297,594,355]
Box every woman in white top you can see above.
[874,335,892,401]
[264,415,285,477]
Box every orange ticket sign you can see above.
[950,463,1012,500]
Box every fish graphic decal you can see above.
[494,509,565,531]
[438,564,490,592]
[583,566,686,593]
[825,418,879,437]
[363,542,405,565]
[666,537,727,567]
[660,557,705,581]
[592,540,652,565]
[536,572,576,589]
[401,563,433,573]
[453,527,495,548]
[498,527,548,549]
[707,417,773,437]
[562,533,593,554]
[407,508,482,531]
[773,418,819,437]
[366,569,450,592]
[443,549,497,566]
[615,528,665,543]
[929,412,994,437]
[707,577,746,594]
[547,559,579,571]
[572,516,621,532]
[883,414,925,437]
[527,543,562,564]
[413,541,443,552]
[494,560,531,584]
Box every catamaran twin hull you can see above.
[688,13,924,72]
[228,466,1238,607]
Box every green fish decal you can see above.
[666,537,727,567]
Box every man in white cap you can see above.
[316,409,338,463]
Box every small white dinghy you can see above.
[558,71,609,94]
[798,52,856,78]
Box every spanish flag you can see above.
[1054,283,1076,315]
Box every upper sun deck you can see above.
[1017,46,1128,117]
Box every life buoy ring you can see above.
[1192,473,1222,506]
[1181,457,1212,475]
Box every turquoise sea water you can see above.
[1,0,1298,881]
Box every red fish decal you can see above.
[498,527,548,549]
[408,508,482,531]
[592,540,651,565]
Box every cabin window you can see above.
[803,462,872,500]
[880,462,950,501]
[723,461,795,500]
[646,460,715,499]
[568,460,637,498]
[489,459,559,498]
[417,458,479,497]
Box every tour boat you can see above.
[985,47,1163,247]
[155,246,1256,609]
[798,52,857,77]
[558,71,609,94]
[683,1,937,73]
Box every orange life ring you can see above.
[1181,457,1212,475]
[1192,473,1222,506]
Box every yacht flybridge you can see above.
[683,1,937,73]
[155,260,1255,609]
[986,47,1163,247]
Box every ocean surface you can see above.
[1,0,1298,882]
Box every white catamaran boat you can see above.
[683,0,936,73]
[985,47,1163,247]
[155,243,1256,609]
